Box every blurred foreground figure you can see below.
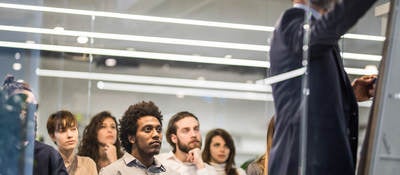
[1,75,68,175]
[269,0,377,174]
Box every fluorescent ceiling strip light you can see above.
[343,33,385,41]
[35,68,373,105]
[0,2,273,32]
[0,25,382,61]
[341,52,382,61]
[97,81,273,101]
[36,68,272,92]
[344,67,378,75]
[1,41,376,75]
[0,2,385,41]
[0,41,269,68]
[0,25,269,51]
[97,81,373,106]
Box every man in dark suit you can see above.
[269,0,377,175]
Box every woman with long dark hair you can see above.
[202,128,246,175]
[77,111,123,172]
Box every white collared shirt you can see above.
[99,152,168,175]
[156,151,217,175]
[293,3,322,19]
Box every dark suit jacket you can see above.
[33,141,68,175]
[268,1,376,175]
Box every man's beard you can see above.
[177,139,201,153]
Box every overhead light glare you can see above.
[97,81,273,101]
[343,33,385,41]
[53,26,64,31]
[0,25,268,51]
[36,69,272,92]
[341,52,382,61]
[0,2,386,42]
[12,63,22,70]
[0,2,274,31]
[0,41,269,68]
[0,25,382,62]
[76,36,89,44]
[105,58,117,67]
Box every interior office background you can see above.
[0,0,390,165]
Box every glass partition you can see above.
[0,0,393,174]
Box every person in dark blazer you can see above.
[2,75,68,175]
[34,140,69,175]
[268,0,377,175]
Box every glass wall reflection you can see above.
[0,0,390,174]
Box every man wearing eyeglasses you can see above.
[2,75,68,175]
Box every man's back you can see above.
[269,0,377,175]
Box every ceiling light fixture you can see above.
[344,67,379,75]
[341,52,382,61]
[0,2,273,32]
[96,81,372,107]
[36,68,372,107]
[1,41,377,75]
[104,58,117,67]
[0,25,382,61]
[0,2,385,41]
[342,33,385,41]
[12,63,22,71]
[0,41,269,68]
[0,25,268,51]
[36,68,272,92]
[97,81,273,101]
[76,36,89,44]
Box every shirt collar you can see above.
[293,3,322,19]
[165,151,196,166]
[122,152,166,173]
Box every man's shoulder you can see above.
[278,8,305,28]
[155,152,174,162]
[99,158,125,175]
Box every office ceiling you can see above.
[0,0,387,81]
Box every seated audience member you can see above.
[157,111,217,175]
[78,111,123,172]
[202,128,246,175]
[47,110,97,175]
[246,117,275,175]
[100,101,169,175]
[2,75,68,175]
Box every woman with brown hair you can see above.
[202,128,246,175]
[77,111,123,172]
[47,110,97,175]
[246,116,275,175]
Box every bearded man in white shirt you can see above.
[157,111,217,175]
